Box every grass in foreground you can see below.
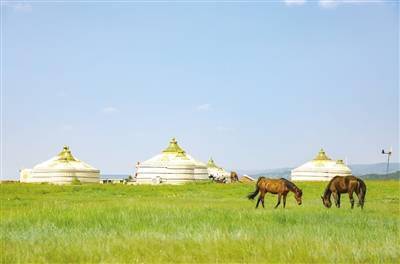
[1,180,399,263]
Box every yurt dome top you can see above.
[32,146,99,172]
[56,146,77,162]
[162,138,186,156]
[207,157,220,169]
[140,138,205,166]
[313,149,331,161]
[292,149,351,173]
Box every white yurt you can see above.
[207,158,230,181]
[291,149,352,181]
[135,138,208,184]
[19,146,100,184]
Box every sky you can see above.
[1,0,399,179]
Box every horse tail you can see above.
[357,178,367,209]
[247,177,263,200]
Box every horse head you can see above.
[295,189,303,205]
[321,195,332,208]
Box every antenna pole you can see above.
[386,153,390,176]
[381,149,392,177]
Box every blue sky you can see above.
[2,0,398,178]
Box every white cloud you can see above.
[319,0,339,8]
[319,0,383,8]
[284,0,307,5]
[2,1,33,12]
[102,106,118,114]
[196,104,212,112]
[13,3,32,13]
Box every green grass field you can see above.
[1,180,399,263]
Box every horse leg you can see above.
[332,192,339,208]
[283,194,287,208]
[274,194,282,209]
[349,192,355,209]
[256,196,261,209]
[256,189,265,209]
[337,193,341,208]
[357,193,364,209]
[260,191,266,208]
[355,189,362,208]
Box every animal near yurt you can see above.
[207,157,231,182]
[248,177,303,209]
[291,149,352,181]
[321,175,367,209]
[19,146,100,184]
[135,138,208,184]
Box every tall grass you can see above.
[1,180,399,263]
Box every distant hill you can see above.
[250,168,292,179]
[359,171,399,180]
[240,162,400,180]
[349,163,399,176]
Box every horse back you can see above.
[330,175,363,193]
[258,178,287,194]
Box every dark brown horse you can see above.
[321,175,366,209]
[247,177,303,208]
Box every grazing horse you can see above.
[230,171,239,183]
[321,175,366,209]
[247,177,303,209]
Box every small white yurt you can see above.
[135,138,208,184]
[291,149,352,181]
[207,158,230,181]
[19,146,100,184]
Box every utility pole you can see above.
[381,148,392,177]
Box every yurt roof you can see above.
[162,138,186,156]
[313,149,331,161]
[207,158,220,169]
[32,146,99,172]
[140,138,206,167]
[292,149,351,173]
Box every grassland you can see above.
[1,180,399,263]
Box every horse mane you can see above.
[280,178,302,194]
[323,176,339,197]
[257,176,266,183]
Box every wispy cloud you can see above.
[319,0,383,8]
[196,104,212,112]
[13,2,32,13]
[2,1,33,12]
[319,0,338,8]
[284,0,307,6]
[102,106,118,114]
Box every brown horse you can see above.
[230,171,239,183]
[321,175,366,209]
[247,177,303,209]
